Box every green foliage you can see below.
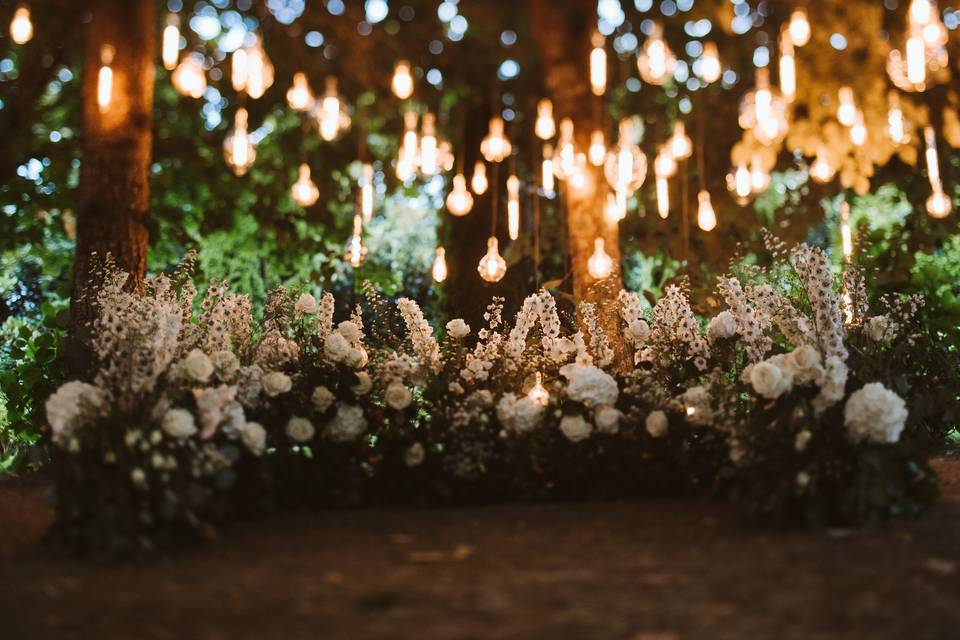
[911,235,960,332]
[622,249,684,306]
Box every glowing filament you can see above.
[172,53,206,98]
[905,35,926,86]
[9,6,32,44]
[319,77,346,142]
[850,112,867,146]
[587,238,614,280]
[97,46,114,114]
[162,15,180,71]
[527,373,549,406]
[223,108,255,176]
[446,173,474,217]
[924,126,943,190]
[231,39,273,99]
[604,192,625,225]
[638,25,675,85]
[887,93,907,144]
[590,33,607,96]
[541,145,555,196]
[556,118,576,179]
[361,163,374,221]
[697,190,717,231]
[535,99,556,140]
[926,186,952,219]
[909,0,934,27]
[779,35,796,102]
[480,116,511,163]
[840,201,853,258]
[669,122,692,160]
[809,146,834,183]
[749,157,769,192]
[287,72,313,111]
[654,147,677,180]
[420,113,438,176]
[788,8,810,47]
[507,175,520,240]
[656,175,669,219]
[291,163,319,207]
[734,164,751,199]
[391,60,414,99]
[471,160,488,195]
[432,247,448,283]
[589,130,606,167]
[837,87,856,127]
[699,42,721,83]
[478,237,507,283]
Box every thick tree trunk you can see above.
[528,0,626,367]
[71,0,155,328]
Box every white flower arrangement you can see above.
[844,383,908,444]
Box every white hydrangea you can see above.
[749,361,793,400]
[262,371,292,397]
[324,404,367,443]
[286,416,316,443]
[562,364,618,408]
[45,381,108,446]
[844,382,908,444]
[162,408,198,440]
[384,381,413,410]
[311,386,336,412]
[645,410,668,438]
[241,421,267,456]
[594,405,622,434]
[446,318,471,339]
[179,349,214,383]
[496,393,545,432]
[559,414,592,442]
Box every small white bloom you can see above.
[210,350,240,380]
[241,421,267,456]
[706,310,737,341]
[262,371,293,397]
[295,292,319,316]
[384,381,413,410]
[844,382,908,444]
[337,320,362,343]
[749,361,792,400]
[446,318,471,339]
[404,442,426,467]
[324,332,352,363]
[180,349,214,383]
[645,410,669,438]
[789,345,821,371]
[325,404,367,442]
[285,416,316,443]
[311,386,336,412]
[864,315,897,342]
[496,393,545,432]
[559,414,592,442]
[45,381,107,445]
[351,372,373,396]
[594,405,622,434]
[563,365,619,408]
[626,319,651,342]
[161,408,197,440]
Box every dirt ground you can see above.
[1,461,958,640]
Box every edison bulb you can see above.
[97,45,114,114]
[317,76,350,142]
[749,158,770,193]
[732,164,752,201]
[361,163,374,221]
[926,188,952,218]
[480,117,512,163]
[590,33,607,96]
[172,53,206,98]
[555,118,576,179]
[432,247,448,283]
[809,147,835,183]
[604,143,647,194]
[637,24,676,85]
[604,192,625,225]
[446,173,474,216]
[541,145,556,197]
[850,112,867,146]
[223,108,256,176]
[699,42,721,83]
[887,92,908,145]
[779,35,796,102]
[345,214,367,268]
[697,190,717,231]
[527,372,549,406]
[287,72,313,111]
[669,122,692,160]
[840,201,853,258]
[654,147,677,179]
[478,237,507,283]
[291,163,319,207]
[588,130,606,167]
[391,60,414,99]
[535,99,556,140]
[924,125,941,185]
[507,175,520,240]
[420,113,439,176]
[788,8,810,47]
[471,160,488,195]
[656,175,669,218]
[587,238,614,280]
[162,15,180,71]
[837,87,856,126]
[9,6,32,45]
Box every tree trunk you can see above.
[528,0,626,367]
[71,0,155,328]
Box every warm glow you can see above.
[654,147,677,179]
[637,24,676,85]
[656,175,669,219]
[590,33,607,96]
[779,34,796,102]
[809,147,835,183]
[697,190,717,232]
[924,125,941,185]
[399,110,419,172]
[926,188,952,219]
[837,87,856,127]
[905,35,926,86]
[507,175,520,240]
[471,160,488,195]
[223,108,256,176]
[318,77,349,142]
[480,117,512,163]
[286,72,313,111]
[478,236,507,282]
[535,99,556,140]
[361,163,374,221]
[699,42,721,83]
[527,372,549,406]
[391,60,414,99]
[9,6,32,45]
[162,15,180,71]
[420,113,438,175]
[588,130,606,167]
[432,247,448,283]
[555,118,575,179]
[840,201,853,258]
[541,145,555,196]
[909,0,935,27]
[850,112,867,146]
[604,191,626,225]
[291,163,319,207]
[669,122,692,160]
[587,238,614,280]
[749,157,769,193]
[887,92,908,144]
[446,173,474,216]
[734,164,751,199]
[788,8,811,47]
[568,153,588,191]
[97,45,114,114]
[231,38,273,99]
[172,53,206,99]
[346,214,367,268]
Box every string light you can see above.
[905,33,926,86]
[391,60,414,99]
[97,45,114,114]
[223,108,256,176]
[541,144,555,196]
[527,372,549,406]
[346,213,367,268]
[836,86,856,126]
[587,238,614,279]
[697,190,717,231]
[588,130,606,166]
[779,31,796,102]
[886,92,908,145]
[420,113,439,175]
[9,5,32,45]
[432,247,448,283]
[637,23,676,85]
[446,173,474,216]
[318,76,350,142]
[477,236,507,282]
[480,116,512,163]
[471,160,488,195]
[162,14,180,71]
[669,122,692,160]
[291,163,320,207]
[698,42,721,83]
[590,32,607,96]
[361,163,374,221]
[172,53,206,98]
[788,8,811,47]
[286,72,313,111]
[535,99,556,140]
[507,174,520,240]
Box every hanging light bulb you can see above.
[471,160,488,195]
[231,37,273,99]
[172,52,206,99]
[162,14,180,71]
[541,144,556,197]
[286,72,313,111]
[231,47,248,93]
[432,247,448,283]
[291,163,320,207]
[637,23,676,85]
[589,130,606,167]
[656,175,669,219]
[446,173,474,216]
[809,146,835,183]
[604,192,626,225]
[604,119,647,194]
[887,92,908,145]
[478,236,507,282]
[779,32,796,102]
[480,116,512,163]
[590,32,607,96]
[739,68,788,145]
[9,5,32,45]
[924,126,941,186]
[345,213,368,268]
[361,163,374,221]
[223,108,255,176]
[849,111,867,146]
[788,8,811,47]
[840,200,853,259]
[568,153,589,191]
[317,76,350,142]
[697,190,717,231]
[926,185,952,218]
[535,99,556,140]
[905,34,926,86]
[749,156,770,193]
[97,45,114,114]
[669,122,692,160]
[527,372,549,406]
[507,174,521,240]
[397,110,419,178]
[729,164,752,203]
[420,113,439,175]
[391,59,414,99]
[437,140,455,173]
[555,118,576,179]
[587,238,614,279]
[654,146,677,179]
[909,0,935,27]
[698,42,722,83]
[836,86,856,127]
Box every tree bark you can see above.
[71,0,155,328]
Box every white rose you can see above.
[559,414,592,442]
[311,386,336,412]
[241,421,267,456]
[295,292,319,316]
[626,319,651,342]
[789,345,821,371]
[351,372,372,396]
[181,349,214,383]
[262,371,292,397]
[404,442,426,467]
[210,350,240,380]
[645,410,668,438]
[344,347,367,369]
[749,361,791,400]
[337,320,362,343]
[844,382,908,444]
[324,332,352,363]
[707,311,737,340]
[285,416,316,443]
[446,318,471,339]
[162,408,197,440]
[594,405,622,434]
[325,404,367,442]
[384,381,413,410]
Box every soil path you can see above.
[1,460,958,640]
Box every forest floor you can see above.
[1,460,959,640]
